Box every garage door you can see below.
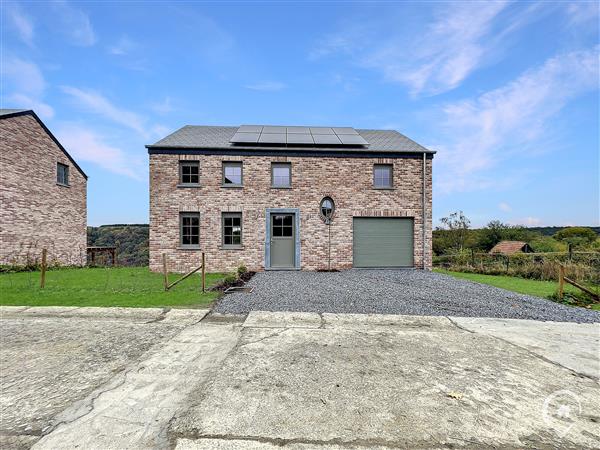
[353,217,414,268]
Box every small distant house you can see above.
[489,240,533,255]
[0,109,88,266]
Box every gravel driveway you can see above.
[213,270,600,323]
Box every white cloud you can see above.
[6,2,34,46]
[499,202,511,212]
[375,1,509,95]
[566,1,600,26]
[7,93,54,119]
[244,81,287,92]
[2,57,45,95]
[56,125,142,180]
[434,47,599,194]
[150,97,174,115]
[108,36,137,55]
[1,57,53,118]
[311,2,552,96]
[61,86,147,136]
[52,1,96,46]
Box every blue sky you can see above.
[2,1,599,227]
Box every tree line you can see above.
[434,211,599,256]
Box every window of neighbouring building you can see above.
[222,212,242,247]
[179,161,199,185]
[271,162,291,188]
[57,162,69,186]
[373,164,393,188]
[222,162,243,186]
[180,213,200,247]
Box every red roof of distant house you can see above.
[489,241,530,255]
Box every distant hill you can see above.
[87,225,149,266]
[522,226,600,236]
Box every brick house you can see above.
[0,109,87,266]
[147,125,434,273]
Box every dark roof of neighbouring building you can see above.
[0,109,88,179]
[489,241,530,255]
[146,125,435,156]
[0,109,28,117]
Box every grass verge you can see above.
[0,267,230,308]
[434,269,599,311]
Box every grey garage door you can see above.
[353,217,414,268]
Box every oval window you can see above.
[320,197,335,222]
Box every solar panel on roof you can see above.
[332,127,358,135]
[229,125,369,146]
[238,125,263,133]
[258,133,287,144]
[313,134,342,145]
[338,134,369,145]
[230,132,260,143]
[262,126,286,133]
[286,134,314,144]
[287,126,311,134]
[310,127,335,135]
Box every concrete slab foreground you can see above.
[453,317,600,380]
[0,307,209,449]
[32,321,238,450]
[172,313,600,449]
[2,307,599,449]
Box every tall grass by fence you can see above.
[433,251,600,284]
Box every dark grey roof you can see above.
[147,125,434,155]
[0,109,28,117]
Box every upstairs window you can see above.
[222,212,242,247]
[373,164,393,188]
[179,161,199,185]
[271,163,291,188]
[57,163,69,186]
[222,162,243,186]
[180,213,200,247]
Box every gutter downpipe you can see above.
[422,152,426,270]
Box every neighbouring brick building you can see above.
[147,125,434,273]
[0,109,87,266]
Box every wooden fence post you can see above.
[201,252,206,293]
[505,255,510,272]
[40,248,47,288]
[558,265,565,299]
[162,253,168,291]
[568,244,573,262]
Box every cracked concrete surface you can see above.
[0,306,208,449]
[1,307,599,449]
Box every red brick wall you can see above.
[149,153,432,273]
[0,114,87,266]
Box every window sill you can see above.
[177,184,201,188]
[56,182,70,188]
[221,184,243,188]
[177,246,202,251]
[271,186,292,189]
[373,187,395,190]
[220,245,244,250]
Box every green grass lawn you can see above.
[0,267,230,308]
[434,268,600,311]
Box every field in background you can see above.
[0,267,229,308]
[435,269,600,311]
